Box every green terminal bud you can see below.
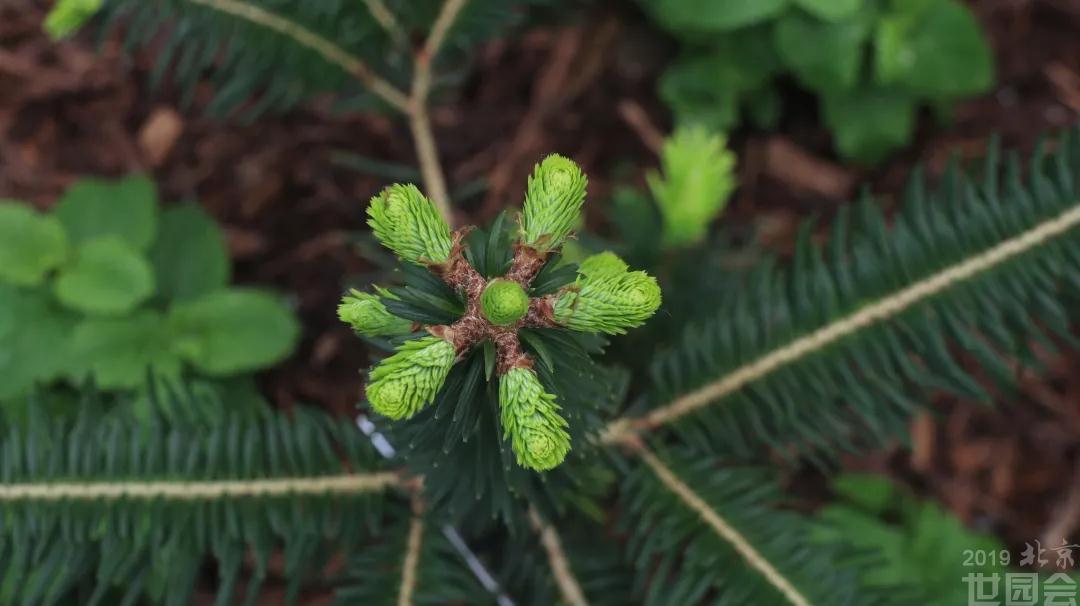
[520,154,588,252]
[365,336,456,420]
[480,279,530,326]
[646,126,736,248]
[337,288,413,337]
[44,0,103,39]
[498,367,571,472]
[367,184,452,266]
[554,252,662,335]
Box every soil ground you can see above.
[1,0,1079,567]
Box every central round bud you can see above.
[481,279,530,326]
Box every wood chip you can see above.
[137,107,183,167]
[763,137,856,199]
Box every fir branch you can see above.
[363,0,408,49]
[602,199,1080,447]
[408,0,471,223]
[633,444,811,606]
[186,0,410,111]
[398,495,426,606]
[0,472,401,501]
[528,507,589,606]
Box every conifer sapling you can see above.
[344,154,662,471]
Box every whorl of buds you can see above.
[337,288,413,337]
[367,184,452,266]
[365,336,456,420]
[480,279,530,326]
[498,367,571,472]
[520,155,588,252]
[350,156,661,472]
[554,252,662,335]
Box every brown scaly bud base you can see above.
[506,244,549,286]
[425,229,562,373]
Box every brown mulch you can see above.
[1,0,1079,558]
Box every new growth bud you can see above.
[498,367,571,472]
[520,155,587,252]
[481,279,530,326]
[365,336,456,420]
[554,252,662,335]
[337,288,413,337]
[367,184,452,266]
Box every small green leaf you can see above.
[54,175,158,250]
[647,0,789,33]
[70,310,182,389]
[792,0,862,21]
[150,204,230,302]
[43,0,103,39]
[822,88,917,164]
[660,29,782,131]
[167,289,300,375]
[874,0,993,97]
[0,201,68,286]
[54,237,155,315]
[774,9,872,93]
[0,285,78,399]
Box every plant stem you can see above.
[406,0,470,226]
[188,0,411,112]
[0,471,403,501]
[363,0,409,49]
[398,493,426,606]
[634,444,811,606]
[528,507,589,606]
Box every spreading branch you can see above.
[600,202,1080,446]
[528,507,589,606]
[632,443,811,606]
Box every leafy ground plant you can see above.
[0,176,299,401]
[647,0,994,163]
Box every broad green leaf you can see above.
[792,0,862,21]
[150,204,230,302]
[167,289,300,375]
[648,0,789,33]
[70,310,181,389]
[54,237,155,315]
[0,201,68,286]
[774,9,872,93]
[54,175,158,250]
[661,28,782,131]
[0,285,78,399]
[822,88,916,164]
[874,0,993,97]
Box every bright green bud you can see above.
[554,252,661,335]
[44,0,103,39]
[646,126,736,248]
[337,288,413,337]
[365,336,455,420]
[498,367,571,472]
[520,154,588,252]
[576,251,628,278]
[367,184,452,266]
[480,279,530,326]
